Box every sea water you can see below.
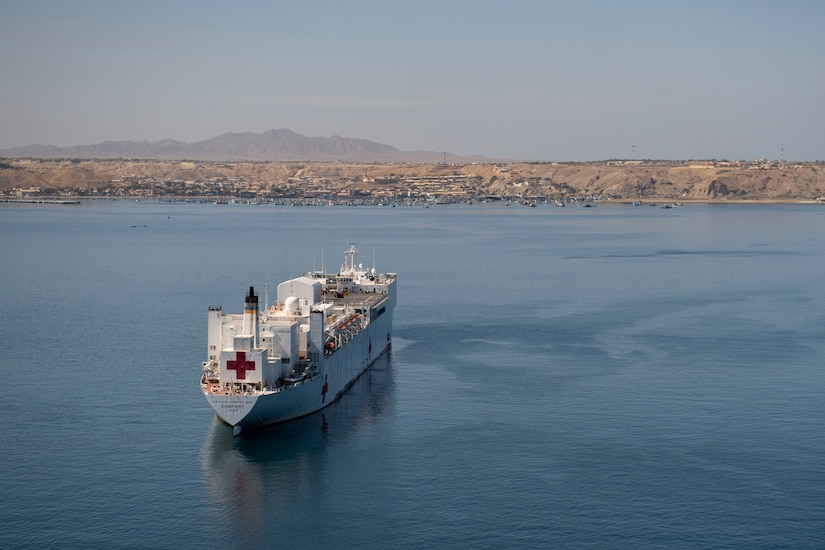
[1,201,824,548]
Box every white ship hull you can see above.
[205,312,392,429]
[200,245,396,433]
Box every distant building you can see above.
[16,187,41,198]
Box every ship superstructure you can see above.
[201,245,396,434]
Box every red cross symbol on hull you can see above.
[321,375,329,404]
[227,351,256,380]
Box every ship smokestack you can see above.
[243,286,259,346]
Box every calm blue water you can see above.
[1,201,824,549]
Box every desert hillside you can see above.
[2,158,824,202]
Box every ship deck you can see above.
[203,377,230,395]
[324,290,389,310]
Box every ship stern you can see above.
[204,393,258,427]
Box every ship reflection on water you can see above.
[200,351,395,540]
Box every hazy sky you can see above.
[2,1,823,160]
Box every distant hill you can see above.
[0,129,478,163]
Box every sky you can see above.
[1,0,823,161]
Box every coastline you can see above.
[2,158,824,203]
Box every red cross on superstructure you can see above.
[226,351,256,380]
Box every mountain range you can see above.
[0,129,479,163]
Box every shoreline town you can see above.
[2,158,825,205]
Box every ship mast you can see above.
[343,243,358,274]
